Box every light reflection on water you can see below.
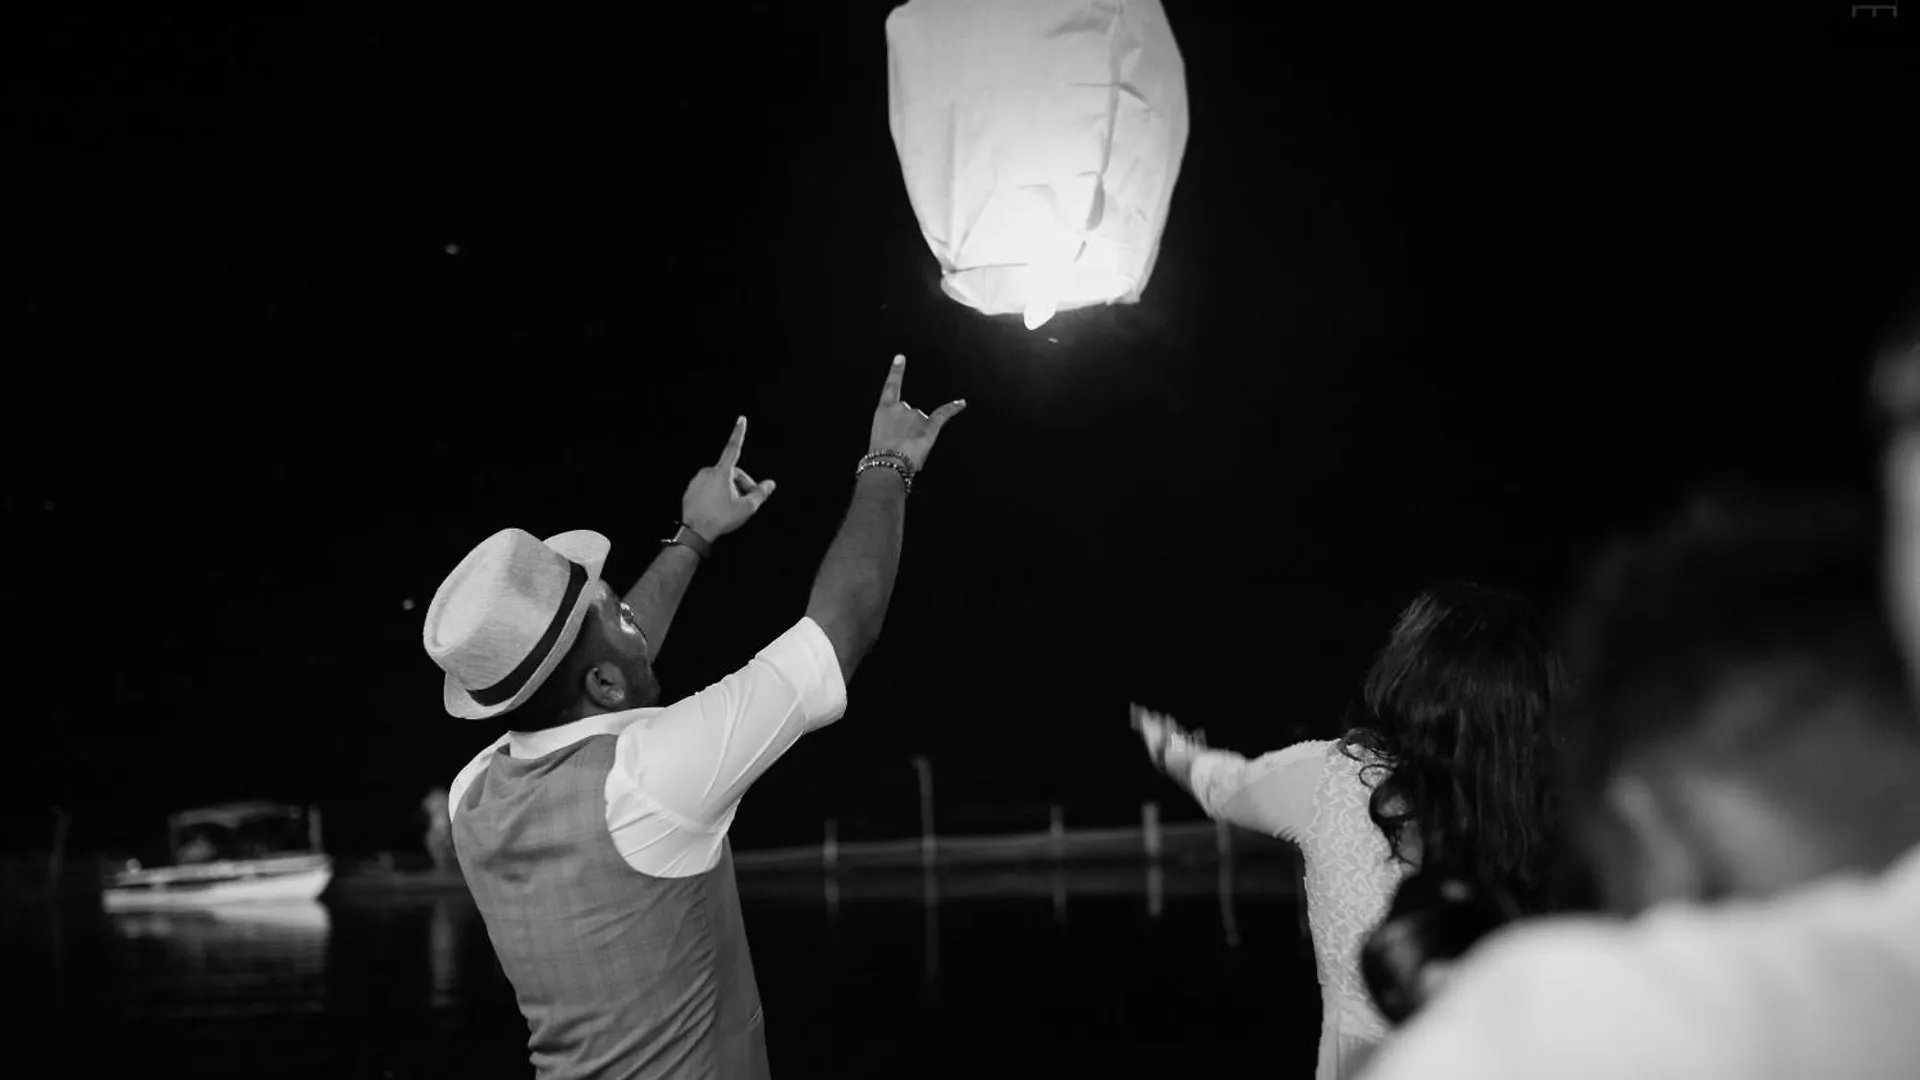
[430,890,459,1009]
[17,862,1316,1078]
[741,859,1301,1005]
[108,902,332,1019]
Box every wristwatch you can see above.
[661,522,713,560]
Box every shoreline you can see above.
[2,821,1301,904]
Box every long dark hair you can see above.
[1361,868,1521,1026]
[1338,583,1565,911]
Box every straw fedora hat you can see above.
[423,528,611,720]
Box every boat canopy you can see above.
[169,801,305,831]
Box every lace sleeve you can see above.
[1189,740,1331,841]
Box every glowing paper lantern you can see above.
[885,0,1189,330]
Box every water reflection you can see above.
[109,901,331,1019]
[21,863,1315,1078]
[429,895,459,1008]
[922,865,940,1000]
[1219,854,1241,947]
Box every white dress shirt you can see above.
[1360,841,1920,1080]
[448,616,848,877]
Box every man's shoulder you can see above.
[1379,884,1920,1080]
[1440,903,1824,1033]
[1458,912,1633,984]
[1364,915,1704,1079]
[447,734,511,819]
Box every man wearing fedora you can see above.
[423,355,964,1079]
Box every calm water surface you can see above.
[9,863,1321,1079]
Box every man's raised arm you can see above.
[625,416,779,658]
[806,354,965,683]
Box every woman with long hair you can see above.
[1132,582,1565,1080]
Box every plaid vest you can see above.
[453,734,769,1079]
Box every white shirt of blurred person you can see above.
[1361,495,1920,1080]
[1874,286,1920,689]
[1133,583,1568,1080]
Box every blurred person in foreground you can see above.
[1132,582,1570,1080]
[1872,279,1920,691]
[420,356,964,1079]
[1359,492,1920,1079]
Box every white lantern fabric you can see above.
[885,0,1189,329]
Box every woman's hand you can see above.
[1130,702,1208,775]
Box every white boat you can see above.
[103,801,333,911]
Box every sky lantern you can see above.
[885,0,1190,330]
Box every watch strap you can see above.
[663,522,713,560]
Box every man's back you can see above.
[422,354,962,1078]
[454,734,767,1080]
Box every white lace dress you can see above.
[1188,739,1410,1080]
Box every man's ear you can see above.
[581,660,628,710]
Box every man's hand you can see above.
[1130,702,1209,776]
[681,416,776,541]
[871,354,966,471]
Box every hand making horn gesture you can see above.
[681,415,777,541]
[870,354,966,471]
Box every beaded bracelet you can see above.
[864,448,915,472]
[856,451,914,495]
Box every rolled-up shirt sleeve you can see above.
[608,618,847,872]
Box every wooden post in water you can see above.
[309,805,324,853]
[911,755,935,868]
[921,862,941,1000]
[824,818,841,921]
[1143,801,1164,918]
[48,807,70,896]
[1050,803,1069,922]
[1218,847,1241,947]
[1216,799,1240,946]
[1052,863,1068,925]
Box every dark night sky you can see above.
[8,4,1917,856]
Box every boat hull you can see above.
[103,855,333,910]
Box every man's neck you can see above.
[1710,797,1920,900]
[505,709,629,759]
